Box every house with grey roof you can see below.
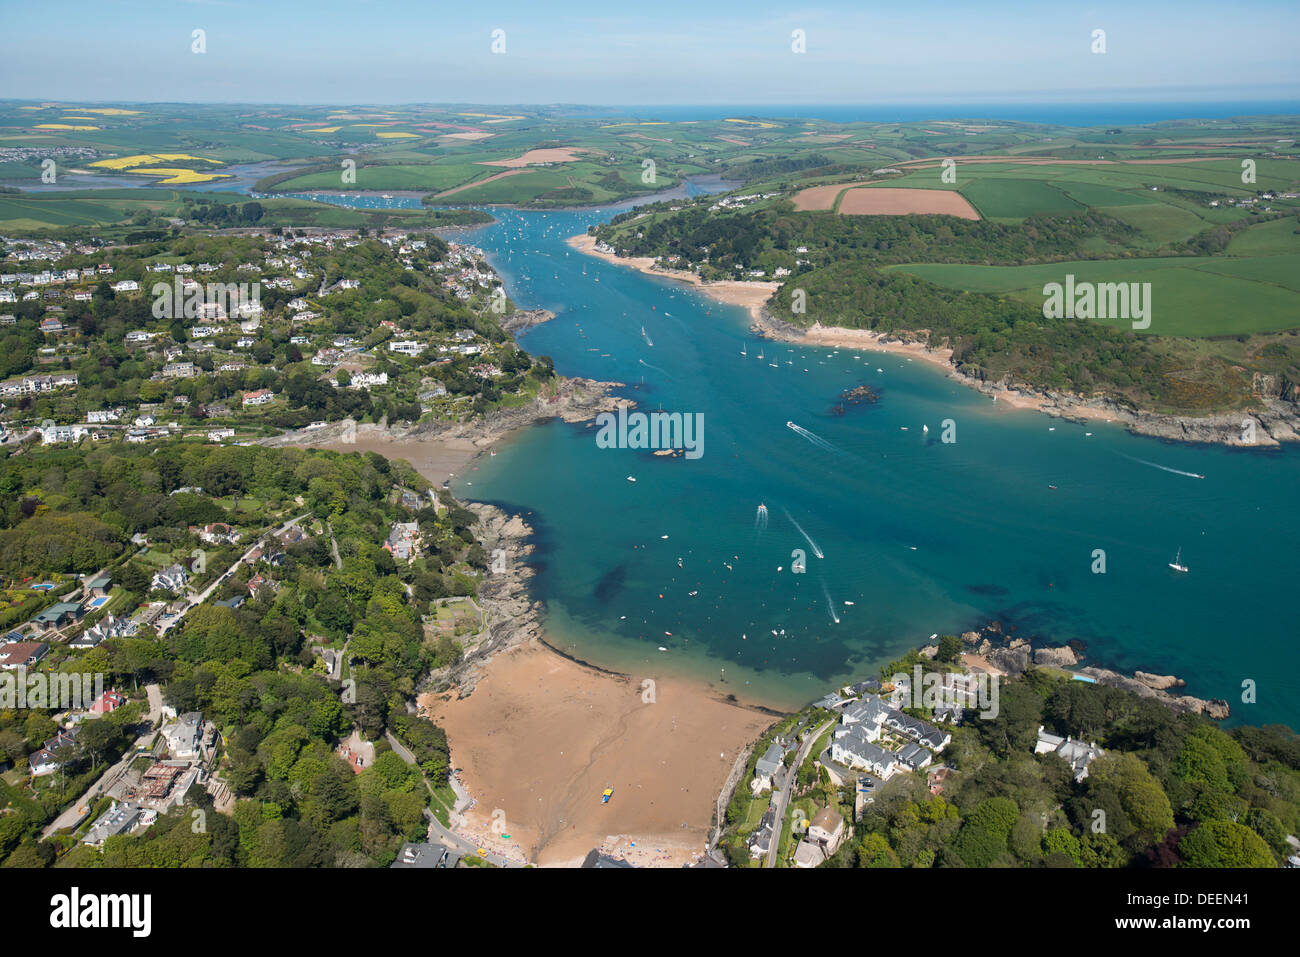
[897,743,933,772]
[752,741,785,792]
[831,726,899,779]
[1034,726,1104,782]
[83,801,157,846]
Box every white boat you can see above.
[626,476,636,483]
[1169,547,1189,573]
[922,424,929,433]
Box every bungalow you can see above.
[388,340,426,356]
[0,640,50,670]
[83,801,156,846]
[31,602,83,633]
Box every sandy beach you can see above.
[419,639,771,867]
[273,375,776,868]
[567,232,779,316]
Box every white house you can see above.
[1035,726,1104,782]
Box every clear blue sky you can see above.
[2,0,1296,105]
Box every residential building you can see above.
[83,801,156,846]
[0,640,50,670]
[808,806,846,855]
[1034,726,1105,782]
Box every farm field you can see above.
[890,254,1300,336]
[838,186,980,219]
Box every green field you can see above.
[891,255,1300,336]
[0,188,487,233]
[960,177,1085,219]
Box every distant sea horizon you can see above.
[567,101,1300,126]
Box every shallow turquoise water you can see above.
[435,206,1300,725]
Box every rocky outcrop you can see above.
[1135,671,1185,691]
[425,502,543,698]
[1076,666,1228,719]
[1034,645,1079,668]
[961,620,1228,720]
[501,308,556,336]
[986,644,1032,675]
[968,379,1300,448]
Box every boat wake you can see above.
[782,507,824,559]
[821,580,840,624]
[786,420,840,454]
[1115,451,1205,480]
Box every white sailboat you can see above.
[740,341,747,356]
[1169,547,1189,573]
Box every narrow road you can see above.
[42,684,163,839]
[158,512,310,635]
[765,718,834,869]
[387,731,524,867]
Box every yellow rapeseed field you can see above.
[90,154,219,170]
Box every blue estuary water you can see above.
[302,193,1300,725]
